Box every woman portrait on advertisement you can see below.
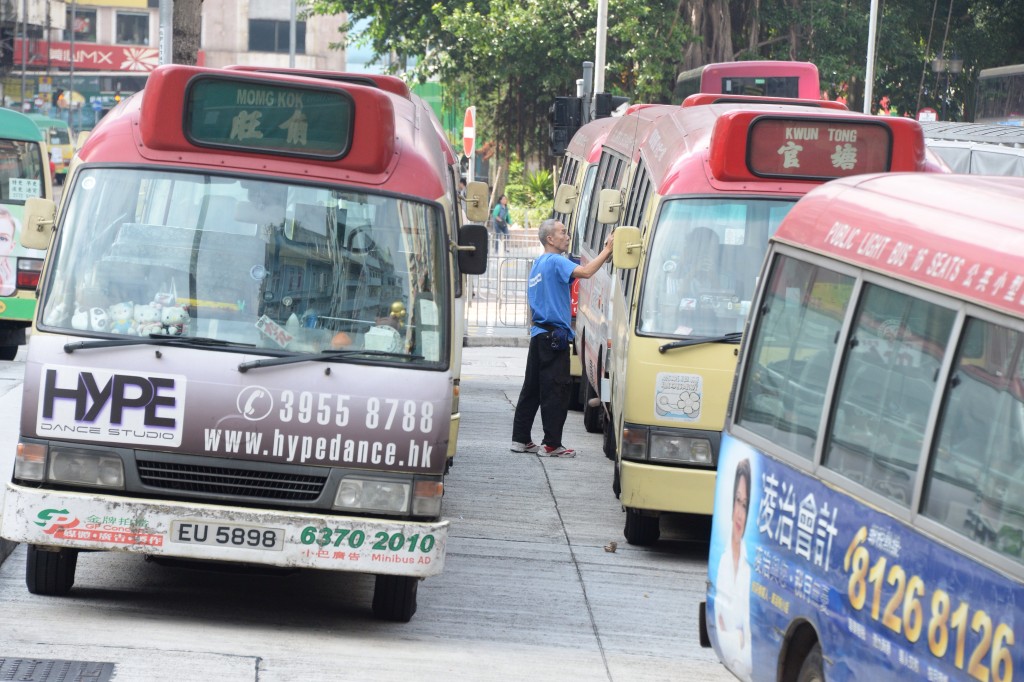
[0,207,19,297]
[715,456,753,681]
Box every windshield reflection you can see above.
[40,168,448,364]
[638,198,793,338]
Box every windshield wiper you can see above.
[658,331,743,354]
[65,334,254,353]
[238,348,424,373]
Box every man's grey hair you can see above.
[538,218,561,246]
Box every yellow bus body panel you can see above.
[620,460,717,514]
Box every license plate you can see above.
[170,520,284,551]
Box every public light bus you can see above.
[559,103,680,436]
[572,99,934,545]
[552,114,619,412]
[25,114,75,183]
[673,61,821,104]
[0,107,51,360]
[975,64,1024,126]
[0,65,488,622]
[703,173,1024,682]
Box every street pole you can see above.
[863,0,879,114]
[69,0,75,127]
[289,0,296,68]
[594,0,607,97]
[159,0,173,65]
[20,0,26,110]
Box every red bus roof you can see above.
[224,65,413,99]
[565,115,618,163]
[700,60,820,98]
[772,173,1024,317]
[635,102,929,194]
[77,65,449,199]
[682,93,847,110]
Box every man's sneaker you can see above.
[542,445,577,458]
[510,441,540,453]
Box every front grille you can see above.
[137,459,327,501]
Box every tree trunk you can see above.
[173,0,203,66]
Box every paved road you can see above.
[0,345,733,681]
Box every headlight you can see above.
[649,433,714,466]
[48,447,125,488]
[334,477,411,514]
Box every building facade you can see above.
[2,0,347,130]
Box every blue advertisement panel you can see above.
[707,435,1022,682]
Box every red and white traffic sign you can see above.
[463,106,476,158]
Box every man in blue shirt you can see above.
[511,219,614,457]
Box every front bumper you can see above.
[1,482,447,577]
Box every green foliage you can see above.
[303,0,1024,156]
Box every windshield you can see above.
[40,168,449,364]
[637,197,793,337]
[0,138,45,202]
[48,128,71,146]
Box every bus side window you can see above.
[735,255,853,460]
[825,285,955,506]
[924,319,1024,564]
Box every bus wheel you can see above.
[372,574,419,622]
[569,374,584,411]
[602,414,616,461]
[26,545,78,596]
[0,345,18,361]
[583,379,603,433]
[623,508,660,546]
[797,643,824,682]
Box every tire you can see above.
[796,643,825,682]
[602,412,616,461]
[372,574,419,622]
[612,461,621,498]
[623,507,660,546]
[698,602,711,648]
[0,345,18,361]
[583,378,603,434]
[26,545,78,596]
[568,375,584,411]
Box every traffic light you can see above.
[548,96,582,156]
[594,93,630,119]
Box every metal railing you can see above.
[464,230,541,339]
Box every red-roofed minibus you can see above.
[1,65,489,622]
[579,100,937,545]
[703,173,1024,681]
[557,104,680,432]
[674,61,822,104]
[551,113,618,409]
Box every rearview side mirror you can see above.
[21,197,56,250]
[597,188,622,225]
[464,181,489,223]
[612,226,641,270]
[553,183,578,213]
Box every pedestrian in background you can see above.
[511,219,614,457]
[491,194,510,254]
